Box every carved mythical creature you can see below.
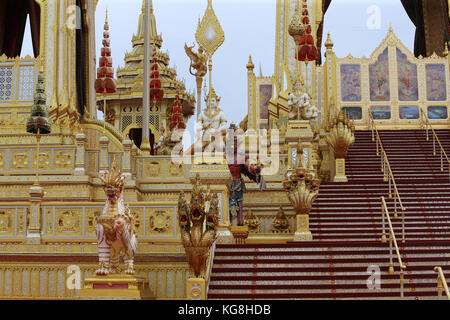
[96,161,137,275]
[185,44,208,78]
[178,174,219,278]
[271,207,291,233]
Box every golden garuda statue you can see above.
[184,43,208,78]
[177,174,219,278]
[96,161,137,275]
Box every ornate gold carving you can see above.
[17,209,25,235]
[55,209,81,235]
[0,151,5,171]
[45,208,53,235]
[87,152,98,173]
[178,174,219,279]
[271,207,291,234]
[32,150,51,170]
[0,210,14,235]
[167,161,184,178]
[85,208,101,236]
[144,161,163,179]
[326,111,355,159]
[11,151,30,170]
[54,150,73,169]
[147,210,171,234]
[244,209,261,234]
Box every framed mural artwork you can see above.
[426,64,447,101]
[342,107,362,120]
[399,106,419,120]
[370,48,390,101]
[340,65,361,102]
[371,106,391,120]
[397,48,418,101]
[259,84,272,120]
[427,106,448,120]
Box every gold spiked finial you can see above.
[443,41,449,57]
[325,32,334,50]
[105,7,108,24]
[246,55,254,71]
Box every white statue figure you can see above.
[288,89,318,121]
[196,86,227,137]
[299,92,319,120]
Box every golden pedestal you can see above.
[187,278,206,300]
[293,214,312,241]
[333,158,348,182]
[79,274,153,300]
[229,226,249,244]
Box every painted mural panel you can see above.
[396,48,418,101]
[259,84,272,120]
[341,107,362,120]
[370,48,390,101]
[399,106,419,120]
[371,106,391,120]
[340,65,361,101]
[427,106,448,119]
[426,64,447,101]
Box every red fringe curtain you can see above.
[0,0,40,58]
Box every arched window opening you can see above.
[0,0,41,58]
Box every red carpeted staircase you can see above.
[208,130,450,299]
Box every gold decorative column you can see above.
[99,136,110,175]
[74,133,87,176]
[326,112,355,183]
[26,185,44,244]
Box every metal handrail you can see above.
[381,196,407,298]
[419,109,450,179]
[370,114,406,242]
[434,266,450,300]
[205,241,216,298]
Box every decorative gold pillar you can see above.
[74,133,87,176]
[187,278,206,300]
[99,136,110,174]
[26,185,44,244]
[122,139,133,181]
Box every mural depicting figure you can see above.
[341,65,361,102]
[370,49,390,101]
[259,84,272,120]
[426,64,447,101]
[397,48,418,101]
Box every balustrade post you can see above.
[122,139,133,182]
[400,271,404,299]
[433,136,436,156]
[99,136,110,174]
[26,185,44,244]
[381,200,386,243]
[437,276,443,297]
[402,210,405,243]
[388,232,394,275]
[74,133,87,176]
[394,195,398,219]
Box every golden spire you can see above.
[443,41,449,57]
[246,55,254,71]
[325,32,334,50]
[105,7,108,24]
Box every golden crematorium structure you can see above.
[0,0,449,300]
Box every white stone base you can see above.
[26,231,41,244]
[216,229,233,244]
[333,175,348,182]
[293,231,313,242]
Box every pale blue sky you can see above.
[21,0,415,146]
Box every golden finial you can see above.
[246,55,254,70]
[325,33,334,50]
[105,7,108,24]
[443,41,449,57]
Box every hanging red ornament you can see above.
[95,12,117,95]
